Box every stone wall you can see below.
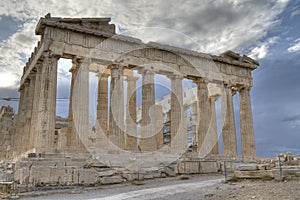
[0,106,15,161]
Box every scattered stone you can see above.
[204,193,214,197]
[179,175,189,180]
[97,169,117,177]
[236,164,257,171]
[100,175,123,185]
[162,167,176,177]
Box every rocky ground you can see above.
[1,175,299,199]
[204,179,300,200]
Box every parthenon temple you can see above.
[0,14,260,185]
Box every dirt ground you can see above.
[1,175,300,199]
[204,179,300,200]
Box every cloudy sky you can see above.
[0,0,299,158]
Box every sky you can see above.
[0,0,299,158]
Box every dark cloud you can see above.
[282,114,300,123]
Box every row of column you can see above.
[97,65,255,157]
[14,56,256,158]
[190,80,256,157]
[220,84,256,157]
[13,53,59,159]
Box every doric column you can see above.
[221,84,238,156]
[109,64,125,149]
[190,102,198,149]
[125,73,138,151]
[170,75,185,149]
[22,72,36,154]
[12,84,24,160]
[66,58,86,151]
[15,82,29,158]
[240,86,256,157]
[194,78,211,156]
[97,72,109,136]
[209,95,219,155]
[35,53,59,153]
[139,69,156,151]
[29,64,42,153]
[71,59,89,151]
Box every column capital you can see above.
[28,71,37,79]
[24,79,30,86]
[142,69,155,76]
[19,85,25,92]
[33,63,42,73]
[240,85,252,91]
[42,51,61,59]
[168,74,184,80]
[108,63,124,68]
[109,64,124,78]
[69,58,79,73]
[193,77,208,84]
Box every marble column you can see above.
[29,64,42,153]
[170,75,185,149]
[15,82,28,157]
[22,72,36,154]
[190,102,198,149]
[97,72,109,136]
[125,73,138,151]
[195,78,211,156]
[221,84,238,156]
[139,69,156,151]
[240,86,256,157]
[209,95,219,155]
[72,59,89,151]
[66,58,86,151]
[109,64,125,149]
[35,53,59,153]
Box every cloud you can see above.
[0,71,18,88]
[282,114,300,128]
[291,9,300,17]
[287,38,300,52]
[0,1,290,89]
[248,36,280,59]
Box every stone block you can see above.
[97,169,117,177]
[29,166,51,185]
[122,173,139,181]
[152,171,162,178]
[236,164,258,171]
[199,161,219,173]
[177,162,199,174]
[49,167,73,185]
[74,169,99,185]
[0,171,12,182]
[162,167,176,177]
[100,175,123,184]
[234,170,274,179]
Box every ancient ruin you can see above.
[0,14,260,187]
